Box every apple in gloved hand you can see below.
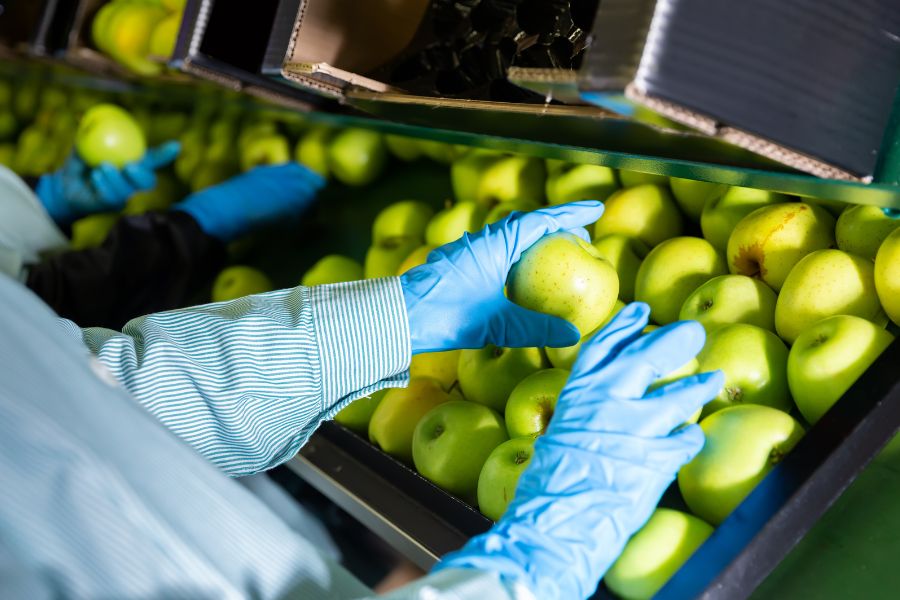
[679,274,777,333]
[476,436,535,521]
[594,184,683,247]
[678,405,805,525]
[368,378,453,464]
[504,368,569,438]
[788,315,894,425]
[75,103,147,168]
[507,231,619,335]
[334,390,386,433]
[301,255,363,286]
[327,128,387,186]
[211,266,273,302]
[605,508,714,600]
[413,400,509,502]
[458,346,546,412]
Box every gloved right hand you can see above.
[175,162,325,243]
[434,302,725,600]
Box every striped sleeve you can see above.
[60,278,411,477]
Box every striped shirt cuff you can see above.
[309,277,411,417]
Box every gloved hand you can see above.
[435,302,725,600]
[401,201,604,354]
[175,162,326,243]
[36,142,180,225]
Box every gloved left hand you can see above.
[175,162,326,243]
[36,141,180,225]
[400,201,604,354]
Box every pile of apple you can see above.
[91,0,185,76]
[298,148,898,599]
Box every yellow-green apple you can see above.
[507,231,619,334]
[774,249,885,344]
[458,346,547,412]
[679,274,777,332]
[334,390,386,433]
[368,377,453,463]
[148,11,181,59]
[836,205,900,260]
[417,139,461,163]
[696,323,791,415]
[397,245,435,275]
[294,126,333,178]
[505,368,569,438]
[678,405,805,525]
[91,1,119,52]
[593,184,683,247]
[475,155,546,208]
[328,128,387,186]
[635,236,726,325]
[70,213,119,250]
[385,134,422,161]
[424,202,485,246]
[412,400,509,501]
[75,104,147,168]
[123,171,184,215]
[605,508,714,600]
[592,234,650,302]
[875,227,900,325]
[788,315,894,425]
[546,163,618,205]
[301,255,363,286]
[545,300,625,369]
[700,187,789,251]
[364,239,421,278]
[373,200,433,245]
[669,177,727,221]
[410,351,461,391]
[211,266,273,302]
[477,436,535,520]
[482,199,541,226]
[163,0,187,12]
[618,170,668,188]
[239,134,290,171]
[727,202,835,291]
[104,1,167,60]
[451,149,504,203]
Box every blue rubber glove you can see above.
[400,201,605,353]
[175,162,326,243]
[435,302,725,600]
[36,142,180,225]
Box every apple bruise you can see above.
[733,205,804,280]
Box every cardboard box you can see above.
[578,0,900,183]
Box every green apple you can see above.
[239,134,291,171]
[295,126,333,178]
[163,0,187,11]
[669,177,727,221]
[482,199,541,226]
[700,187,789,251]
[727,202,835,292]
[369,378,453,464]
[508,231,620,334]
[679,274,777,332]
[451,149,504,203]
[104,2,167,60]
[301,255,363,286]
[424,202,485,247]
[545,300,625,370]
[678,405,805,525]
[14,126,56,176]
[505,368,569,438]
[334,389,386,433]
[592,234,650,302]
[593,184,683,247]
[372,200,434,245]
[364,239,421,278]
[788,315,894,425]
[123,171,184,214]
[75,104,147,168]
[475,155,546,208]
[417,139,461,163]
[605,508,714,600]
[412,400,509,501]
[148,11,181,59]
[635,236,726,325]
[385,134,422,161]
[618,170,668,188]
[697,323,791,415]
[91,1,120,52]
[327,128,387,186]
[410,351,461,391]
[211,266,273,302]
[875,227,900,326]
[546,163,618,205]
[458,346,547,412]
[397,245,435,275]
[70,213,119,250]
[836,205,900,260]
[476,436,535,521]
[545,158,567,176]
[775,249,885,344]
